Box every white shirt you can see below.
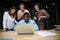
[3,11,16,29]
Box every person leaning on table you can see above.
[3,7,18,31]
[34,3,49,30]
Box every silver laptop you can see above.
[16,24,34,34]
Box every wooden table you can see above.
[0,30,60,40]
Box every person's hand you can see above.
[38,17,41,21]
[3,28,6,32]
[33,17,36,20]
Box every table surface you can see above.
[0,30,60,40]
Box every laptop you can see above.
[16,24,34,34]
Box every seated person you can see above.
[18,13,39,30]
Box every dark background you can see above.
[0,0,59,29]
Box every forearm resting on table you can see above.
[41,16,49,18]
[3,28,6,31]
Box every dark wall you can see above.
[56,0,60,24]
[0,0,59,29]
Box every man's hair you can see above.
[23,12,29,17]
[20,3,24,6]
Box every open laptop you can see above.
[16,24,34,34]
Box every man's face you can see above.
[24,15,29,22]
[20,5,24,12]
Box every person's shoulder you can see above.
[4,11,9,15]
[41,9,46,12]
[25,9,29,12]
[18,20,24,24]
[19,20,24,22]
[29,19,36,24]
[29,19,35,22]
[17,10,22,14]
[4,11,8,14]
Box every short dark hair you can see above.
[23,12,29,17]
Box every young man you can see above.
[18,13,39,30]
[17,3,30,21]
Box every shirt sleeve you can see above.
[3,12,8,28]
[15,20,19,24]
[33,21,39,30]
[27,10,29,13]
[42,10,49,18]
[18,20,23,24]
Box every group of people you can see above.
[3,3,49,31]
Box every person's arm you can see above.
[26,10,31,17]
[33,21,39,31]
[33,11,37,20]
[15,20,19,24]
[17,11,20,20]
[3,12,8,31]
[17,14,21,20]
[27,10,30,13]
[17,10,21,20]
[38,10,49,21]
[42,10,49,18]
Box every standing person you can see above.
[3,7,17,31]
[34,3,49,30]
[17,3,30,21]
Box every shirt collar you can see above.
[23,19,32,24]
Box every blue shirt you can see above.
[18,19,39,30]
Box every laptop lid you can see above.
[16,24,34,34]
